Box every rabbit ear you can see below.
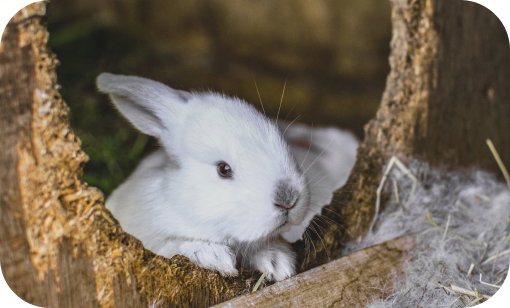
[96,73,191,139]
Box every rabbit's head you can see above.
[97,73,310,243]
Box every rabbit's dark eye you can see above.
[217,161,233,179]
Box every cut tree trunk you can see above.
[1,1,509,307]
[294,0,510,271]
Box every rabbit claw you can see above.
[250,245,296,281]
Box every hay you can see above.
[343,159,509,307]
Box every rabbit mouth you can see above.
[278,221,292,232]
[266,220,291,238]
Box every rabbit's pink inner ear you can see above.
[289,138,311,149]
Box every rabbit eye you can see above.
[217,161,233,179]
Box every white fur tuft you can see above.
[343,161,510,307]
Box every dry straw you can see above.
[355,144,510,307]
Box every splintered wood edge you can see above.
[214,234,415,308]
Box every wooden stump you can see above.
[1,3,252,308]
[294,0,510,271]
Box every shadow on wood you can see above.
[1,0,509,307]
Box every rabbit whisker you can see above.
[302,136,336,175]
[303,229,317,262]
[309,174,329,187]
[281,104,296,125]
[302,230,311,266]
[282,115,302,137]
[300,123,314,168]
[304,169,328,186]
[304,203,344,221]
[297,191,348,235]
[275,78,287,125]
[252,76,266,116]
[308,220,330,261]
[313,214,340,229]
[310,217,327,233]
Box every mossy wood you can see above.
[0,1,509,308]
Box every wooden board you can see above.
[214,235,415,308]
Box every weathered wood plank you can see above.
[215,234,415,308]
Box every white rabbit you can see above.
[97,73,358,281]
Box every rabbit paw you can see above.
[250,245,296,281]
[179,241,238,277]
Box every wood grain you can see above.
[0,3,253,307]
[295,0,510,272]
[215,235,415,308]
[1,1,509,307]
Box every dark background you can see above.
[46,0,392,195]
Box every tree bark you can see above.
[1,1,509,307]
[295,0,510,271]
[1,2,253,308]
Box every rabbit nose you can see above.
[274,179,299,210]
[274,199,298,210]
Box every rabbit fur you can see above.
[97,73,358,281]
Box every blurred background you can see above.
[46,0,392,196]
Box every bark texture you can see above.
[214,234,415,308]
[1,2,254,308]
[1,0,509,307]
[294,0,510,270]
